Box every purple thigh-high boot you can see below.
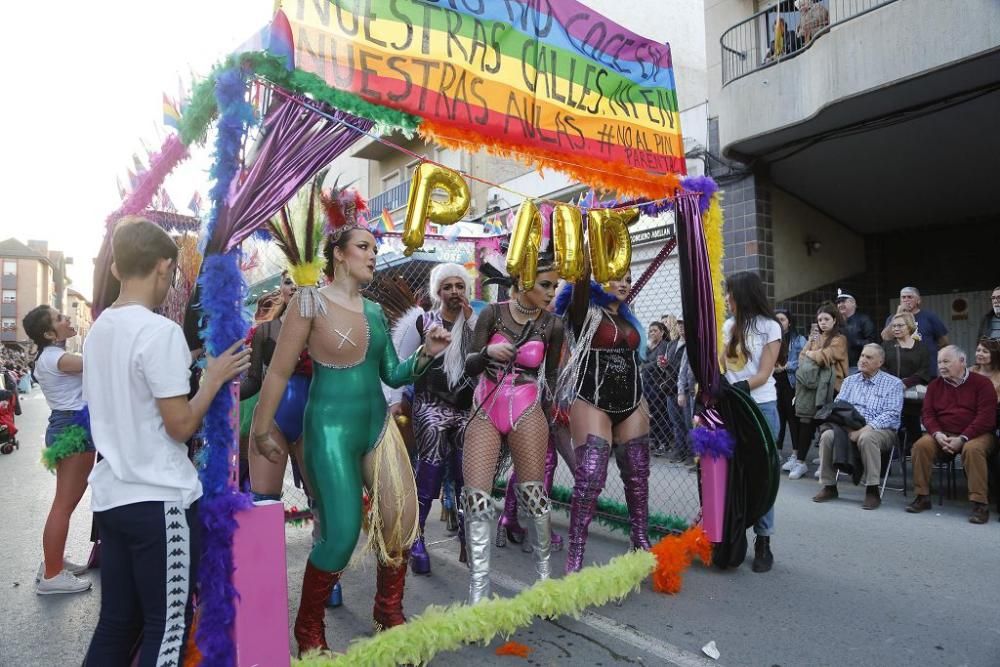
[614,436,652,550]
[411,460,445,575]
[496,473,526,547]
[565,434,612,574]
[543,438,564,551]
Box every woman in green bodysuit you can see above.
[251,221,449,655]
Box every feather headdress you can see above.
[267,174,327,318]
[321,176,369,243]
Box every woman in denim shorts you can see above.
[24,305,95,594]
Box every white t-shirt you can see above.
[722,316,782,404]
[83,306,202,512]
[34,345,84,411]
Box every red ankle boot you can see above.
[294,560,341,655]
[373,551,409,632]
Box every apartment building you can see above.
[705,0,1000,351]
[1,238,72,346]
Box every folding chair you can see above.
[879,427,907,498]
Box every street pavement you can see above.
[2,388,998,666]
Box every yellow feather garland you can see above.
[295,527,710,667]
[703,193,726,368]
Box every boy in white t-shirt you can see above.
[83,217,250,666]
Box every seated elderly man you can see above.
[906,345,997,523]
[812,344,903,510]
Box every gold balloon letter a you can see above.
[587,208,640,284]
[551,205,585,282]
[401,163,470,256]
[507,200,543,290]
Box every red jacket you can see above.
[921,371,997,440]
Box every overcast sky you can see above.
[0,2,272,300]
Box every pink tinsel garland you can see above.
[92,134,191,318]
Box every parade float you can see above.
[91,1,778,664]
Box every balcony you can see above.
[714,0,1000,233]
[717,0,1000,159]
[368,179,411,215]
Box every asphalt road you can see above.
[2,388,998,666]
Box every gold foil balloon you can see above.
[507,200,543,290]
[587,207,640,283]
[551,204,585,282]
[401,163,470,256]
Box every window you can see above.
[1,290,14,304]
[2,260,15,277]
[380,170,401,191]
[1,318,15,333]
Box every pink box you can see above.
[232,502,291,666]
[699,454,728,543]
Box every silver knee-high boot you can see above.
[461,487,494,604]
[515,481,552,581]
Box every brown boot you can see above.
[968,502,989,524]
[373,551,409,632]
[905,495,931,513]
[294,560,340,655]
[861,485,881,510]
[812,485,838,503]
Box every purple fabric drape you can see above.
[206,96,374,255]
[676,192,722,405]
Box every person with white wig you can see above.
[390,262,477,575]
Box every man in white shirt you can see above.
[83,218,250,666]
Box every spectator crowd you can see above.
[650,284,1000,525]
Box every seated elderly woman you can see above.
[883,311,931,448]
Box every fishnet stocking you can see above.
[463,406,550,492]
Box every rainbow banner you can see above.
[275,0,685,179]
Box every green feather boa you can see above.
[494,480,689,537]
[178,52,422,148]
[41,426,89,472]
[296,548,657,666]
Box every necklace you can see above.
[112,299,148,309]
[512,299,540,317]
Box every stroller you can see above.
[0,388,18,454]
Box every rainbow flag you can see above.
[277,0,685,180]
[163,93,181,130]
[380,209,396,233]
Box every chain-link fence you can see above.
[266,228,701,533]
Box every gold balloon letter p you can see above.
[401,163,470,256]
[587,208,640,284]
[507,200,543,290]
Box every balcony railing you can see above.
[721,0,899,86]
[368,179,411,215]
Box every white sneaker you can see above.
[788,461,809,480]
[36,558,88,582]
[36,570,92,595]
[781,455,798,472]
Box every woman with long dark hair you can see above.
[721,271,782,573]
[461,255,564,603]
[788,302,848,480]
[774,309,806,466]
[23,305,94,594]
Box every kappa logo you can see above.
[170,599,186,609]
[168,535,187,544]
[167,521,183,530]
[169,587,186,596]
[169,562,186,570]
[167,624,184,633]
[168,575,186,583]
[169,548,187,557]
[161,646,179,655]
[166,507,182,516]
